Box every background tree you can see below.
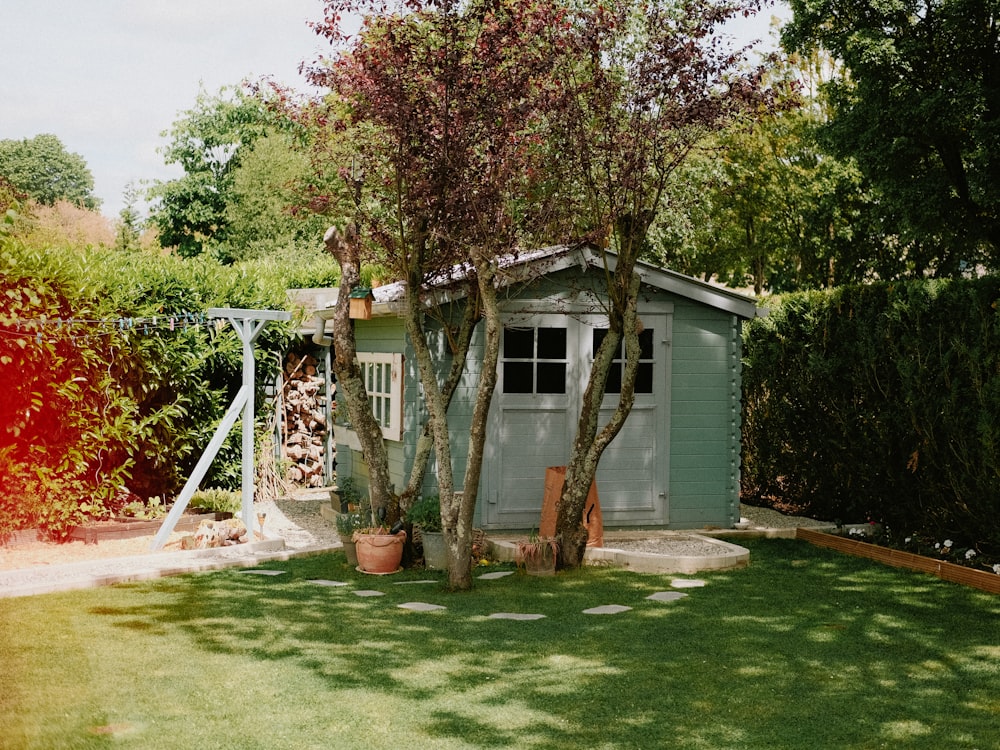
[0,134,99,210]
[783,0,1000,274]
[148,85,317,260]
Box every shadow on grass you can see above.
[16,539,1000,748]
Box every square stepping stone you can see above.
[488,612,546,620]
[237,569,286,576]
[353,589,385,597]
[671,578,706,588]
[583,604,632,615]
[398,602,446,611]
[307,579,349,587]
[478,571,514,580]
[393,579,438,585]
[647,591,688,602]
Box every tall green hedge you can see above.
[0,227,339,537]
[742,277,1000,553]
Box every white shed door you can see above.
[484,313,669,529]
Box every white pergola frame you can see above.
[151,307,291,551]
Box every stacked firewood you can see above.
[281,352,334,487]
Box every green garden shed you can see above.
[318,244,764,531]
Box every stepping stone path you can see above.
[238,569,286,576]
[489,613,546,620]
[583,604,633,615]
[398,602,446,611]
[647,591,687,602]
[393,579,437,585]
[242,571,708,617]
[670,578,706,588]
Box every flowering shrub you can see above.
[867,525,1000,575]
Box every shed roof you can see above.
[290,244,765,323]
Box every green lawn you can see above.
[1,538,997,749]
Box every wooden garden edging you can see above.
[796,527,1000,595]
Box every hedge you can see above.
[742,277,1000,555]
[0,226,339,538]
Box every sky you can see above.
[1,1,787,219]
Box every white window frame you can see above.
[356,351,403,441]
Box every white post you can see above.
[150,308,291,551]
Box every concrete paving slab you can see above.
[237,569,287,576]
[393,579,437,585]
[307,579,350,587]
[478,571,514,580]
[398,602,446,611]
[488,612,546,620]
[353,589,385,597]
[583,604,632,615]
[647,591,688,602]
[670,578,706,588]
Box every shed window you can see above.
[593,328,654,394]
[502,326,567,394]
[356,352,403,441]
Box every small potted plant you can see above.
[353,505,406,574]
[516,532,559,576]
[407,495,447,571]
[335,511,361,566]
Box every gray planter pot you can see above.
[420,529,448,570]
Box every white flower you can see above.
[905,537,912,544]
[965,549,977,559]
[935,543,941,549]
[993,564,1000,575]
[944,539,953,548]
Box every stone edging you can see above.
[489,534,749,574]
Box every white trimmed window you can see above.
[357,352,404,441]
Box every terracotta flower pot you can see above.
[353,530,406,574]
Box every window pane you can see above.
[639,328,654,359]
[636,363,653,393]
[536,363,566,393]
[503,362,534,393]
[537,327,566,360]
[593,328,622,360]
[604,363,622,394]
[504,328,534,359]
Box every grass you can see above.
[1,538,998,749]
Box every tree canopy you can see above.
[148,86,321,260]
[0,134,99,210]
[783,0,1000,274]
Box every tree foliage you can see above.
[148,86,322,260]
[546,0,778,565]
[0,134,99,210]
[783,0,1000,272]
[304,0,573,590]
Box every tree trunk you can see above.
[399,295,478,513]
[323,226,396,519]
[557,268,642,568]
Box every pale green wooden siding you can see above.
[400,312,484,499]
[337,316,408,498]
[337,266,748,530]
[667,300,741,528]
